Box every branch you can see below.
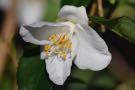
[0,0,17,79]
[97,0,106,32]
[89,2,97,16]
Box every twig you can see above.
[0,0,17,79]
[89,2,97,16]
[88,1,97,25]
[97,0,104,17]
[0,0,18,89]
[0,43,8,77]
[97,0,106,32]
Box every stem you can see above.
[0,0,17,80]
[97,0,104,17]
[89,2,97,16]
[97,0,106,32]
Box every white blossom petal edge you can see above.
[19,5,112,85]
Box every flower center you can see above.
[44,33,72,60]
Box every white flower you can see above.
[19,5,112,85]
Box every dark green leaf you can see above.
[93,72,117,88]
[71,67,95,84]
[61,0,91,7]
[89,16,135,43]
[67,83,88,90]
[23,45,40,57]
[17,56,52,90]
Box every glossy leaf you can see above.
[17,56,52,90]
[89,16,135,43]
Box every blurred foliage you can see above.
[109,0,116,5]
[68,67,117,90]
[111,0,135,18]
[61,0,91,7]
[43,0,60,21]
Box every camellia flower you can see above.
[19,5,111,85]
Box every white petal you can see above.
[20,26,51,45]
[71,33,78,59]
[40,51,46,60]
[58,5,88,25]
[45,56,72,85]
[40,46,46,60]
[19,22,73,45]
[74,24,111,71]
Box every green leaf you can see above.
[89,16,135,43]
[17,56,52,90]
[93,72,117,88]
[67,83,88,90]
[61,0,91,7]
[71,67,95,84]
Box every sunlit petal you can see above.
[74,24,111,71]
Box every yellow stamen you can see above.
[44,33,72,60]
